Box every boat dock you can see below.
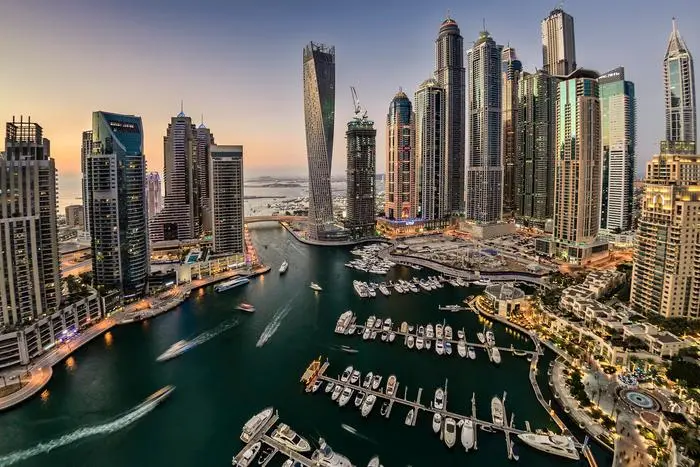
[232,412,281,465]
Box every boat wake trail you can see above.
[287,240,304,256]
[256,301,293,348]
[340,424,376,444]
[0,395,161,466]
[189,318,240,349]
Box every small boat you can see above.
[350,370,361,384]
[380,401,389,416]
[311,438,354,467]
[444,325,453,340]
[236,303,255,313]
[457,340,467,358]
[445,341,452,355]
[405,408,414,425]
[340,366,353,383]
[477,332,485,344]
[461,419,475,451]
[371,375,382,391]
[382,318,392,331]
[310,282,322,291]
[426,324,434,339]
[385,375,397,396]
[240,407,274,443]
[325,382,335,394]
[340,345,358,354]
[486,330,495,347]
[400,322,408,333]
[362,372,373,389]
[156,340,194,362]
[346,324,356,335]
[443,417,457,448]
[407,335,415,349]
[354,391,365,407]
[232,441,260,466]
[435,323,444,339]
[410,264,422,270]
[338,387,354,407]
[435,340,444,355]
[408,325,414,332]
[307,379,322,393]
[367,457,381,467]
[380,332,388,342]
[468,347,476,360]
[362,328,371,340]
[331,385,343,401]
[370,330,377,340]
[457,328,465,340]
[388,331,396,342]
[361,394,377,417]
[491,347,501,364]
[279,260,289,274]
[432,413,442,434]
[416,336,424,350]
[417,325,425,337]
[271,423,312,452]
[491,396,504,426]
[516,432,580,460]
[425,339,432,350]
[434,388,445,410]
[257,446,274,465]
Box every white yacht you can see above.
[232,441,260,466]
[425,339,432,350]
[354,391,365,408]
[432,413,442,434]
[468,347,476,360]
[477,332,486,344]
[310,282,323,291]
[416,336,424,350]
[378,284,391,296]
[435,323,444,339]
[325,382,335,394]
[445,342,453,355]
[426,324,434,339]
[382,318,392,332]
[156,340,194,362]
[517,433,580,460]
[240,407,274,442]
[311,438,354,467]
[271,423,312,452]
[491,396,504,426]
[486,330,495,347]
[362,372,373,389]
[433,388,445,410]
[457,340,466,358]
[388,331,396,342]
[405,408,414,425]
[361,394,376,417]
[385,375,397,397]
[331,385,343,401]
[371,374,382,391]
[340,366,353,383]
[353,280,368,298]
[444,325,453,340]
[215,277,250,293]
[350,370,361,384]
[334,311,354,334]
[435,340,444,355]
[491,347,501,364]
[338,387,354,407]
[279,260,288,274]
[362,328,371,340]
[443,418,457,448]
[457,329,465,340]
[460,419,475,452]
[407,335,415,349]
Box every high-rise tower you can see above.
[303,42,336,240]
[196,122,215,233]
[210,145,244,255]
[345,106,376,239]
[435,17,466,214]
[541,8,576,76]
[385,90,416,220]
[466,30,503,223]
[0,117,61,327]
[600,67,636,231]
[501,47,522,218]
[147,171,163,219]
[664,19,696,144]
[415,79,447,220]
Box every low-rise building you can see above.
[623,323,688,357]
[484,283,525,317]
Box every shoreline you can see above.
[280,222,390,247]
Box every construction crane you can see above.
[350,86,367,120]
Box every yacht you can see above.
[444,341,453,355]
[367,457,382,467]
[362,372,373,389]
[407,335,415,349]
[457,340,467,358]
[433,388,445,410]
[353,281,368,298]
[366,316,376,328]
[310,282,323,291]
[474,278,492,286]
[432,413,442,434]
[240,407,274,442]
[435,340,444,355]
[435,323,444,339]
[388,331,396,343]
[382,318,392,332]
[361,394,377,417]
[281,461,302,467]
[460,419,475,452]
[374,320,382,330]
[335,311,354,334]
[408,283,419,293]
[491,396,504,426]
[378,284,391,296]
[516,433,580,460]
[307,379,323,393]
[325,382,335,394]
[331,385,343,401]
[425,339,432,350]
[257,446,275,465]
[491,347,501,364]
[362,328,371,340]
[477,332,486,344]
[468,347,476,360]
[354,391,365,408]
[400,322,408,333]
[338,387,354,407]
[443,418,457,448]
[444,325,453,340]
[340,366,353,383]
[416,336,424,350]
[380,401,389,416]
[486,330,495,347]
[385,375,397,397]
[311,438,354,467]
[350,370,361,384]
[371,374,382,391]
[156,340,194,362]
[236,303,255,313]
[426,324,434,339]
[405,408,414,425]
[279,260,289,274]
[457,329,465,340]
[417,325,425,337]
[271,423,312,452]
[215,277,250,293]
[232,441,260,466]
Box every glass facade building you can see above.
[415,79,447,220]
[385,90,417,220]
[345,117,376,238]
[664,19,696,144]
[210,145,244,255]
[501,47,522,218]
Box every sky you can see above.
[1,0,698,201]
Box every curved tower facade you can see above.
[303,42,336,240]
[664,19,696,144]
[385,90,416,219]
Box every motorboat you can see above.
[370,331,378,340]
[477,332,485,344]
[311,438,354,467]
[444,325,453,340]
[325,382,335,394]
[350,370,361,385]
[354,391,365,407]
[408,324,414,332]
[371,374,382,391]
[491,347,501,364]
[281,459,300,467]
[310,282,323,291]
[240,407,274,442]
[215,276,250,293]
[373,320,382,330]
[457,340,467,358]
[338,387,354,407]
[380,332,388,342]
[444,341,452,355]
[353,280,368,298]
[443,417,457,448]
[362,372,373,389]
[491,396,504,426]
[417,325,425,337]
[279,260,289,274]
[407,335,415,349]
[468,347,476,360]
[457,328,465,340]
[388,331,396,342]
[425,339,432,350]
[486,330,495,347]
[435,340,444,355]
[435,323,444,339]
[385,375,397,397]
[156,340,194,362]
[516,433,580,460]
[335,310,354,334]
[416,336,424,350]
[361,394,376,417]
[378,284,391,296]
[271,423,312,452]
[432,413,442,434]
[257,446,274,465]
[405,408,414,425]
[400,322,408,333]
[367,457,382,467]
[460,419,475,452]
[340,366,353,383]
[331,385,343,401]
[236,303,255,313]
[382,318,392,331]
[362,328,371,340]
[474,278,492,286]
[434,388,445,410]
[366,316,376,328]
[346,324,356,335]
[307,379,323,393]
[232,441,260,466]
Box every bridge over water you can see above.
[244,215,306,224]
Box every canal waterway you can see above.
[0,224,611,467]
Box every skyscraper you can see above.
[0,117,61,326]
[600,67,636,231]
[541,8,576,76]
[85,111,149,300]
[631,146,700,318]
[149,111,200,242]
[385,90,417,220]
[515,70,558,227]
[196,122,215,233]
[81,130,93,231]
[435,17,466,214]
[501,47,522,218]
[466,30,503,223]
[210,145,244,255]
[345,111,377,239]
[415,79,447,220]
[146,171,163,219]
[664,19,696,144]
[303,42,336,240]
[552,69,602,262]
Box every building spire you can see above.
[177,100,186,118]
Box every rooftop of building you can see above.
[439,16,460,33]
[652,332,683,344]
[666,18,691,57]
[485,283,525,301]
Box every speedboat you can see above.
[362,372,373,389]
[371,374,382,390]
[367,457,382,467]
[215,276,250,293]
[434,388,445,410]
[156,340,193,362]
[232,441,260,466]
[306,379,322,393]
[366,315,376,328]
[477,332,486,344]
[354,391,365,407]
[426,324,434,339]
[310,282,323,291]
[405,408,414,425]
[362,328,371,340]
[443,417,457,448]
[331,385,343,401]
[340,366,353,383]
[457,340,467,358]
[457,328,465,340]
[425,339,432,350]
[491,396,504,426]
[257,446,274,465]
[361,394,376,417]
[491,347,501,364]
[385,375,397,396]
[444,341,452,355]
[236,303,255,313]
[468,347,476,360]
[350,370,361,385]
[407,335,415,349]
[486,330,495,346]
[435,340,444,355]
[311,438,354,467]
[271,423,312,452]
[435,323,444,339]
[325,382,335,394]
[432,413,442,434]
[461,419,475,451]
[517,433,580,460]
[416,336,424,350]
[374,320,382,330]
[388,331,396,342]
[380,401,389,416]
[444,325,453,340]
[279,260,289,274]
[240,407,274,442]
[338,387,354,407]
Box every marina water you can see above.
[0,224,611,467]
